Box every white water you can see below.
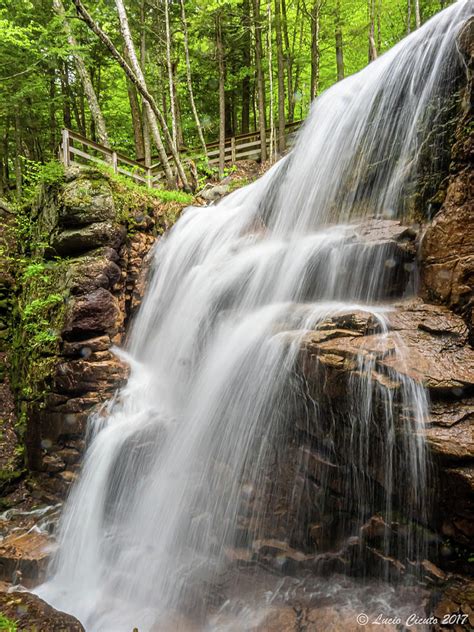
[38,3,471,630]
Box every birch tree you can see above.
[52,0,109,147]
[216,11,226,177]
[179,0,208,159]
[253,0,267,161]
[71,0,190,190]
[274,0,286,153]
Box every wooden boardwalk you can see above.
[60,120,302,189]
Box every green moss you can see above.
[94,164,193,232]
[0,614,17,632]
[20,159,65,206]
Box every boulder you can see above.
[60,176,115,226]
[297,298,474,552]
[65,256,122,295]
[51,221,126,256]
[198,184,230,202]
[0,591,84,631]
[0,531,51,585]
[53,354,128,395]
[62,288,122,338]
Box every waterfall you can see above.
[37,3,471,630]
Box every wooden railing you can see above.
[60,129,163,188]
[195,120,302,166]
[60,120,303,188]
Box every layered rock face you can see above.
[11,167,187,501]
[421,17,474,341]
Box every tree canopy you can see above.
[0,0,453,193]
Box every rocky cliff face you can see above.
[6,167,189,502]
[0,22,471,628]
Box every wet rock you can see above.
[42,453,66,473]
[55,448,80,466]
[198,184,230,202]
[252,605,399,631]
[66,256,122,295]
[424,415,473,461]
[0,532,51,584]
[0,591,84,631]
[420,559,446,583]
[61,335,111,356]
[432,576,474,632]
[37,410,89,443]
[355,219,418,251]
[298,298,474,553]
[62,288,122,338]
[437,465,474,546]
[53,355,128,395]
[51,221,126,256]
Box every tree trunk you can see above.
[60,63,72,129]
[414,0,421,29]
[267,0,275,162]
[310,0,321,100]
[274,0,286,153]
[252,0,267,161]
[407,0,411,34]
[281,0,294,123]
[335,0,344,81]
[53,0,109,147]
[377,0,382,52]
[140,1,152,168]
[0,122,9,194]
[368,0,377,62]
[241,0,251,134]
[173,69,184,149]
[180,0,208,159]
[293,3,304,106]
[216,11,226,178]
[164,0,178,149]
[49,71,57,153]
[14,113,22,200]
[72,0,190,189]
[126,77,145,160]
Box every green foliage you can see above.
[99,166,193,205]
[20,159,65,203]
[21,262,49,282]
[0,0,455,197]
[20,293,63,350]
[0,613,17,631]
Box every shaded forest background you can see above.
[0,0,454,194]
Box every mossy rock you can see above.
[59,176,115,227]
[51,221,126,256]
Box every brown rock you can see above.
[421,168,474,322]
[424,416,474,461]
[52,221,126,256]
[354,218,417,250]
[66,256,121,295]
[42,453,66,473]
[62,335,111,356]
[0,532,51,584]
[53,355,128,395]
[0,591,84,631]
[62,288,122,338]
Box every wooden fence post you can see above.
[62,129,70,167]
[231,137,236,164]
[146,167,152,188]
[111,151,118,173]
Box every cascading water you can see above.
[37,3,471,630]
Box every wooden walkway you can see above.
[59,120,302,189]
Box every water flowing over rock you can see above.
[33,4,473,631]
